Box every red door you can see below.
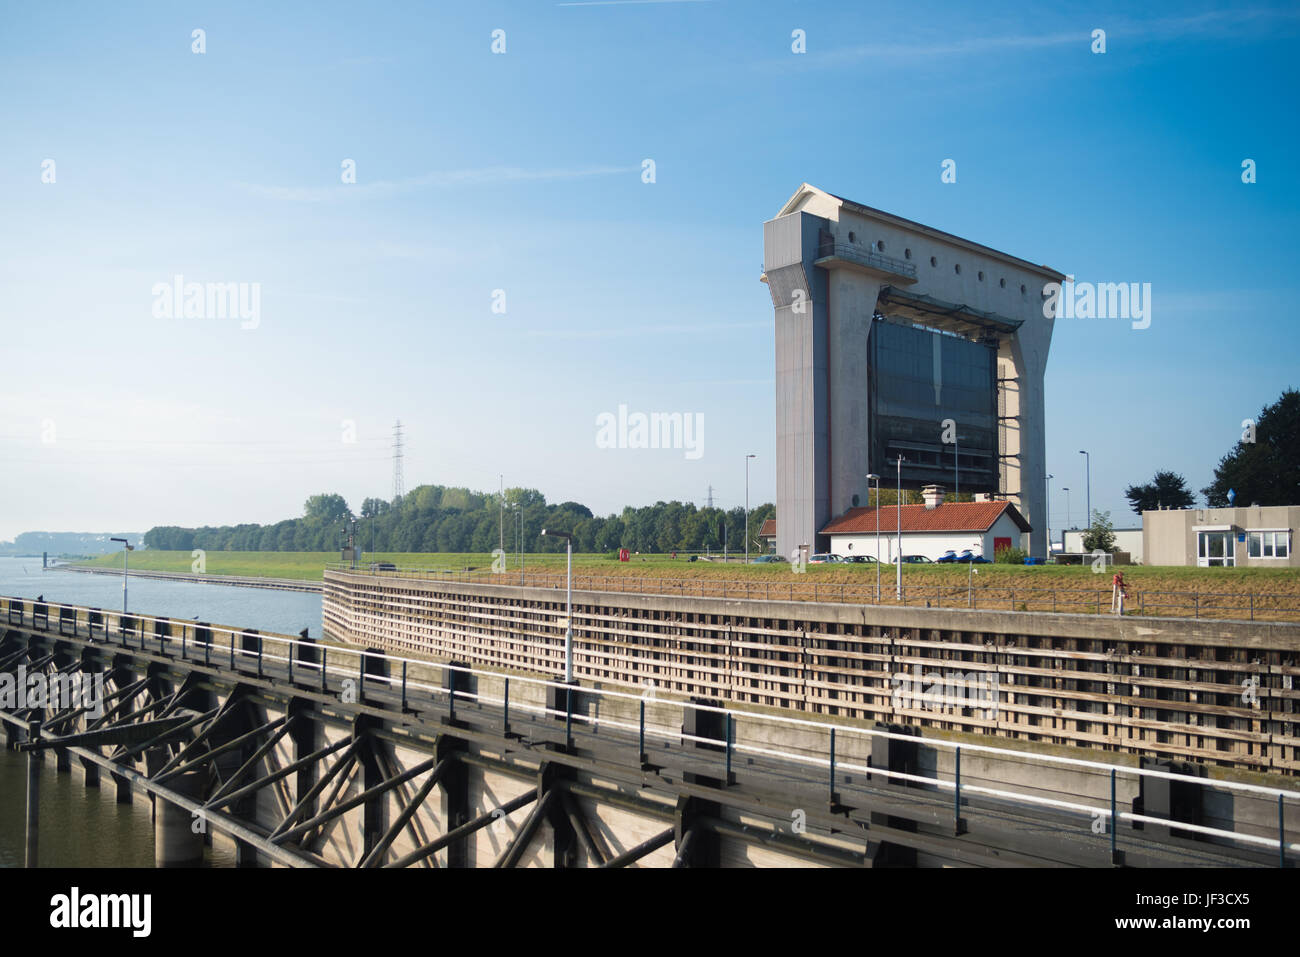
[994,537,1011,555]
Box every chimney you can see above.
[922,484,944,509]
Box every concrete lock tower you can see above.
[762,184,1063,559]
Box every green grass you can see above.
[73,549,1300,591]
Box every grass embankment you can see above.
[70,550,1300,618]
[75,549,1300,594]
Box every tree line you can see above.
[1124,387,1298,514]
[142,486,777,555]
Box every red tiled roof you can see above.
[759,519,776,537]
[820,501,1031,535]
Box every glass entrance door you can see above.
[1197,531,1235,567]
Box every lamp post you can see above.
[968,540,981,607]
[1062,487,1071,537]
[895,457,905,599]
[109,538,133,613]
[1079,450,1091,530]
[510,504,523,584]
[866,473,881,602]
[744,454,756,564]
[541,529,573,683]
[954,434,963,500]
[1044,473,1053,558]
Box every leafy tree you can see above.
[359,497,390,519]
[137,483,776,556]
[303,493,352,525]
[1081,510,1116,553]
[1202,388,1300,507]
[1124,470,1195,514]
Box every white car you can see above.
[808,553,840,564]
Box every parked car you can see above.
[808,553,840,564]
[901,555,934,564]
[752,554,786,563]
[369,561,397,571]
[843,555,877,564]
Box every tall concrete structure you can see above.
[762,184,1064,558]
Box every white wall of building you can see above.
[1063,528,1143,563]
[830,513,1025,562]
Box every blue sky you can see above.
[1,1,1297,541]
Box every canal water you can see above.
[0,555,322,867]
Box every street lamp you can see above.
[968,540,981,607]
[1062,487,1071,536]
[510,504,523,584]
[109,538,133,613]
[1044,473,1053,558]
[895,456,905,599]
[744,454,757,565]
[954,433,967,500]
[540,529,573,683]
[1079,450,1091,531]
[866,473,881,602]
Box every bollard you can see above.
[1137,758,1204,842]
[869,723,920,867]
[682,698,731,786]
[361,648,388,706]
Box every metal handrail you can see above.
[4,592,1297,862]
[815,239,918,279]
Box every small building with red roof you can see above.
[819,487,1031,562]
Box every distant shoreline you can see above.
[52,564,323,594]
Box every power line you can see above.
[392,420,405,504]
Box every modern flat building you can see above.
[820,485,1030,562]
[762,184,1063,560]
[1143,505,1298,567]
[1063,526,1144,564]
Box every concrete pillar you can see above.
[438,738,469,868]
[289,697,317,823]
[25,719,41,867]
[154,769,205,867]
[359,713,386,860]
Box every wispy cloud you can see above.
[525,320,767,340]
[236,164,638,203]
[779,7,1300,68]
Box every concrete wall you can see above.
[324,571,1300,775]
